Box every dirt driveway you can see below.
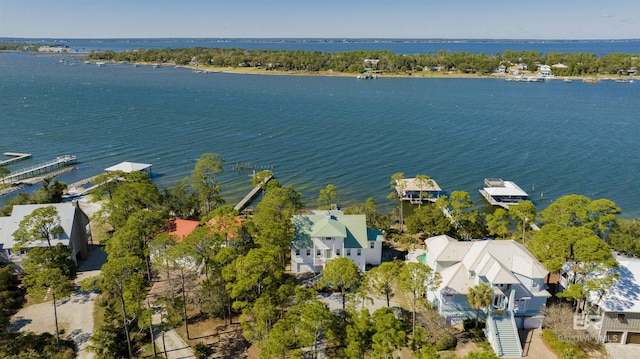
[10,244,106,359]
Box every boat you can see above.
[563,78,572,83]
[357,72,376,80]
[152,64,163,68]
[479,178,529,209]
[96,62,106,67]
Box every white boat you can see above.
[563,78,572,83]
[357,72,376,80]
[96,62,106,67]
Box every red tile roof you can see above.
[167,218,200,243]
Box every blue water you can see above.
[3,38,640,56]
[1,50,639,217]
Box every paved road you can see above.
[152,311,196,359]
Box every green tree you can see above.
[224,245,284,310]
[99,255,146,358]
[292,299,336,358]
[162,177,200,219]
[191,153,225,213]
[13,205,64,249]
[0,266,22,331]
[317,183,337,209]
[0,166,9,179]
[399,262,441,334]
[509,200,537,242]
[466,283,493,328]
[608,218,640,256]
[343,308,373,359]
[368,261,400,307]
[371,307,406,359]
[405,204,454,237]
[539,194,591,228]
[414,174,434,206]
[252,184,301,266]
[485,208,510,239]
[388,172,406,232]
[318,257,362,313]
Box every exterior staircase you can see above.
[487,314,523,358]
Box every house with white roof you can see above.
[290,210,383,273]
[411,235,550,357]
[583,256,640,344]
[0,203,91,268]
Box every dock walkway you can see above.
[0,152,32,167]
[1,155,76,184]
[234,173,273,212]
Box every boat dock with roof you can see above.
[395,177,445,204]
[479,178,529,209]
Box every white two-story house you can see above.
[410,235,550,357]
[290,210,383,273]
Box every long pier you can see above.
[0,152,32,167]
[234,173,274,212]
[0,155,76,184]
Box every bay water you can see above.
[1,47,639,217]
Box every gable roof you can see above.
[0,203,87,251]
[291,210,382,250]
[424,236,548,285]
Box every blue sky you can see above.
[1,0,638,39]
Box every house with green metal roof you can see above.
[290,210,384,273]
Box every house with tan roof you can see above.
[411,235,550,357]
[290,210,383,273]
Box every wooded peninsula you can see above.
[82,46,640,78]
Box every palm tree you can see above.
[467,283,493,328]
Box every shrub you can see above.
[193,342,211,359]
[542,329,588,359]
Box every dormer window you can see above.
[469,270,476,278]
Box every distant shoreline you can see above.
[2,50,634,81]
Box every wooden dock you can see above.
[234,173,274,212]
[0,152,32,167]
[0,155,76,184]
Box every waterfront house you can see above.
[0,202,90,268]
[479,178,529,209]
[409,235,550,357]
[395,177,445,204]
[290,210,383,273]
[581,256,640,344]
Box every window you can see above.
[369,242,375,249]
[346,249,351,256]
[469,270,476,278]
[325,237,332,240]
[295,249,300,256]
[316,249,321,257]
[357,249,361,256]
[306,249,311,256]
[325,249,332,258]
[443,294,454,304]
[532,281,540,290]
[336,249,341,256]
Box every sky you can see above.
[1,0,639,40]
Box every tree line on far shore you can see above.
[81,46,640,77]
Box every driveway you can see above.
[10,244,106,359]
